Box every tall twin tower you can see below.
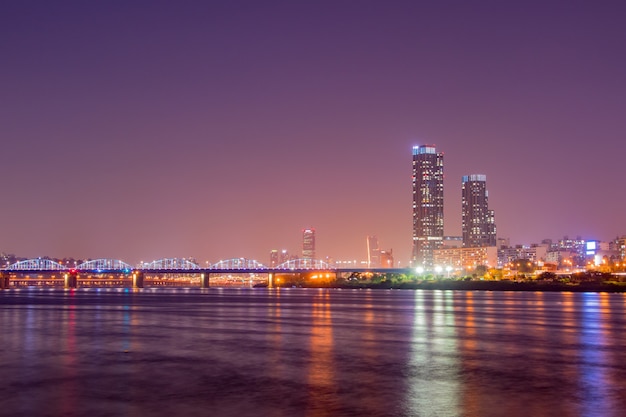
[412,145,496,267]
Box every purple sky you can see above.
[2,1,625,266]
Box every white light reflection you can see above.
[407,290,460,416]
[579,292,612,416]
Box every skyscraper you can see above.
[302,228,316,259]
[366,235,380,267]
[462,174,496,247]
[269,250,279,267]
[412,145,444,267]
[379,249,394,268]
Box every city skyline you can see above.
[2,2,625,265]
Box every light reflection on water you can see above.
[407,290,460,416]
[1,288,625,416]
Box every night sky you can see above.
[2,1,625,266]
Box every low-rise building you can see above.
[433,246,497,270]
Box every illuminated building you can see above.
[412,145,444,267]
[366,235,380,267]
[269,250,279,267]
[497,244,548,268]
[557,236,585,254]
[433,246,497,270]
[545,249,574,267]
[379,249,394,268]
[270,249,291,266]
[280,249,290,264]
[611,236,626,260]
[555,236,586,266]
[461,174,496,247]
[302,228,316,259]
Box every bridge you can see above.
[0,257,411,289]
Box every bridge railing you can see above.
[139,258,201,270]
[211,258,267,270]
[275,258,334,270]
[77,259,133,271]
[6,259,68,271]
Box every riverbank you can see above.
[297,280,626,293]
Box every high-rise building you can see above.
[379,249,394,268]
[611,236,626,261]
[302,228,316,259]
[412,145,444,267]
[270,249,291,266]
[269,250,279,267]
[462,174,496,247]
[366,235,380,267]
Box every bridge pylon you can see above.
[200,273,210,288]
[132,271,144,288]
[0,272,9,289]
[64,270,78,289]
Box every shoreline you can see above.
[295,280,626,293]
[3,281,625,293]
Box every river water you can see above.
[1,288,625,417]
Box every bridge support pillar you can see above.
[132,271,144,288]
[201,273,210,288]
[268,273,274,288]
[0,272,9,289]
[64,271,78,289]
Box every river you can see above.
[1,288,625,416]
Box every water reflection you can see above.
[59,300,77,415]
[407,290,460,416]
[579,292,612,416]
[306,290,337,416]
[267,288,285,417]
[1,289,626,416]
[354,291,379,414]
